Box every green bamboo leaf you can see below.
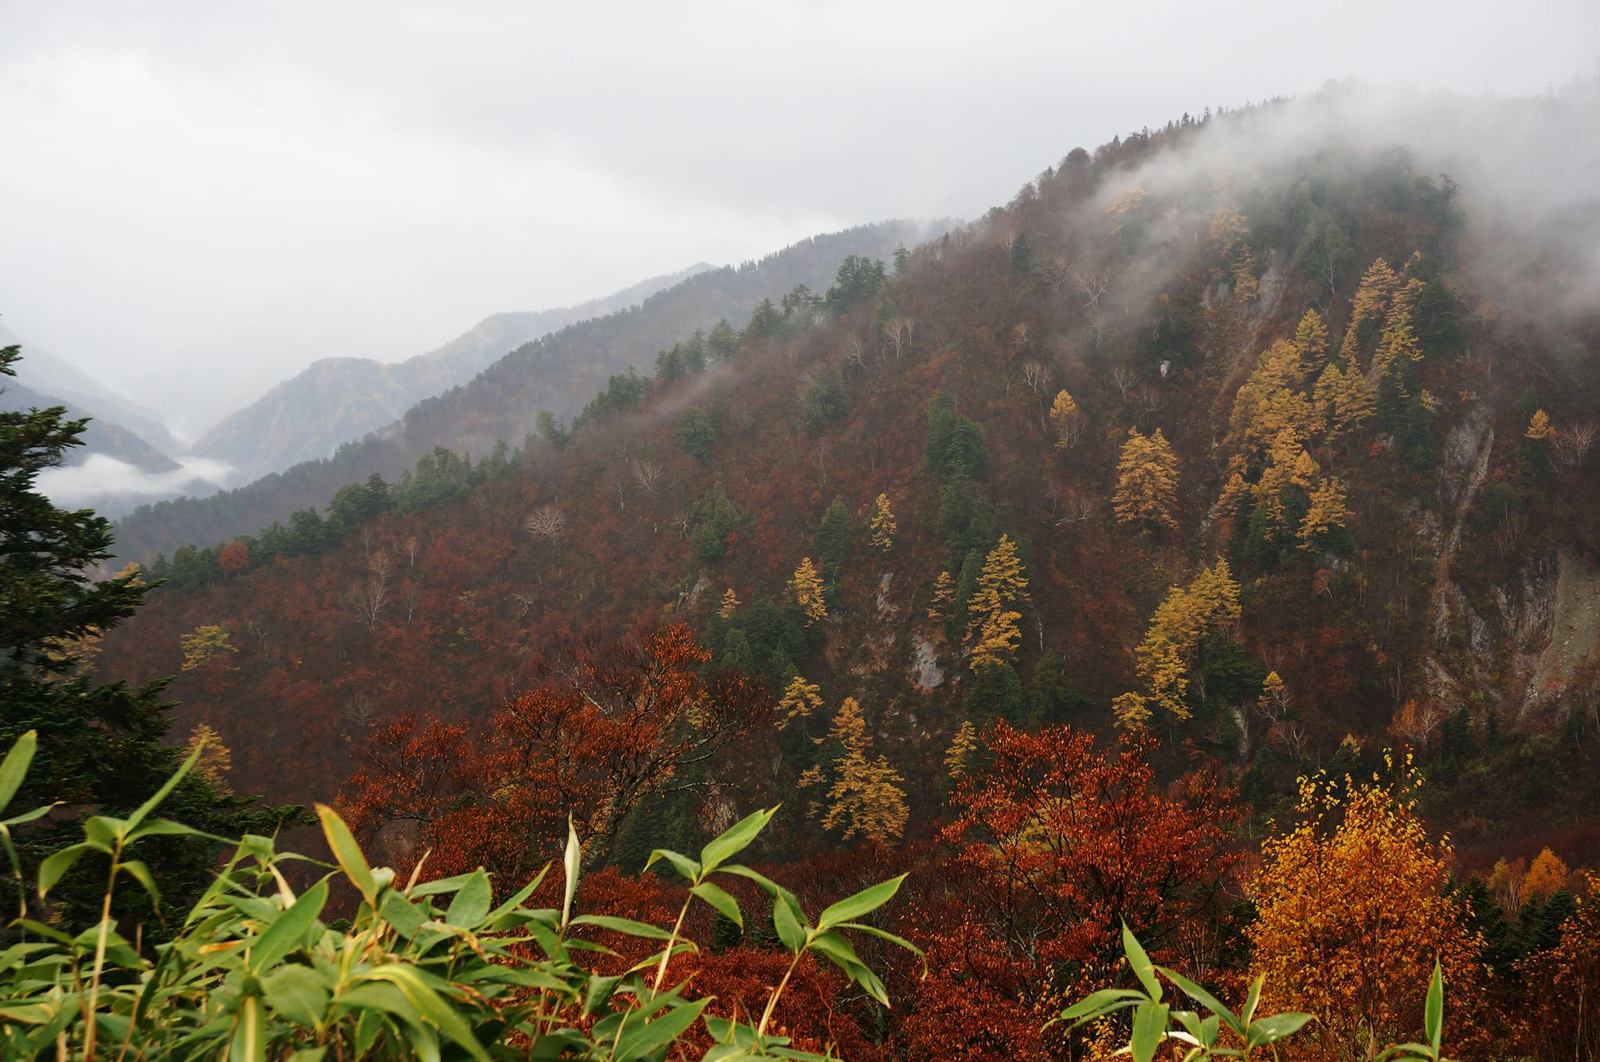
[773,891,807,953]
[1,803,55,828]
[718,863,781,895]
[315,804,376,906]
[816,874,905,930]
[261,964,331,1027]
[837,921,924,957]
[1131,1001,1169,1062]
[445,868,492,928]
[1424,959,1443,1053]
[1121,924,1162,1001]
[1247,1012,1313,1047]
[360,964,490,1062]
[561,816,580,928]
[127,743,203,835]
[228,994,266,1062]
[614,997,711,1059]
[645,847,701,881]
[1056,987,1144,1025]
[691,881,743,929]
[570,914,679,940]
[37,842,93,897]
[699,806,777,874]
[118,859,161,908]
[1158,965,1242,1036]
[252,880,328,973]
[0,731,36,813]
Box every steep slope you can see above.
[98,89,1600,867]
[0,321,181,455]
[112,220,950,562]
[0,377,176,473]
[194,264,714,479]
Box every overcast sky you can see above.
[1,1,1596,430]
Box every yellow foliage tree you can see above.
[1111,691,1152,730]
[1232,244,1259,302]
[816,697,908,844]
[1522,847,1570,902]
[1525,408,1555,441]
[186,723,233,793]
[718,587,740,619]
[1113,428,1180,532]
[1117,559,1240,728]
[180,624,237,672]
[1049,389,1082,449]
[776,673,823,730]
[977,534,1029,608]
[1339,259,1402,363]
[1314,359,1377,443]
[967,589,1023,672]
[944,719,978,780]
[1299,475,1353,551]
[789,557,827,625]
[1293,307,1330,364]
[1248,765,1486,1059]
[928,570,954,622]
[867,493,897,551]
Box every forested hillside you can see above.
[112,220,948,563]
[91,89,1600,1057]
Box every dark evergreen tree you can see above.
[0,343,293,931]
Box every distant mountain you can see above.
[0,375,176,473]
[113,220,953,561]
[193,265,715,480]
[0,321,181,455]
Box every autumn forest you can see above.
[5,78,1600,1060]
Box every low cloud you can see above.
[37,454,235,512]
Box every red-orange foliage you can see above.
[338,624,771,881]
[897,722,1240,1055]
[217,538,250,576]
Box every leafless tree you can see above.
[1553,420,1598,472]
[342,694,376,740]
[1110,365,1137,404]
[1493,508,1527,560]
[612,475,628,512]
[1021,360,1051,430]
[1056,490,1097,526]
[347,554,391,633]
[631,458,663,499]
[524,504,568,542]
[1042,256,1073,296]
[882,319,908,360]
[400,581,424,624]
[1136,383,1166,417]
[1270,721,1308,759]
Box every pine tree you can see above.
[868,493,897,551]
[1525,409,1555,441]
[718,587,740,618]
[0,343,285,928]
[1113,428,1180,531]
[928,570,954,622]
[789,557,827,624]
[814,497,854,576]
